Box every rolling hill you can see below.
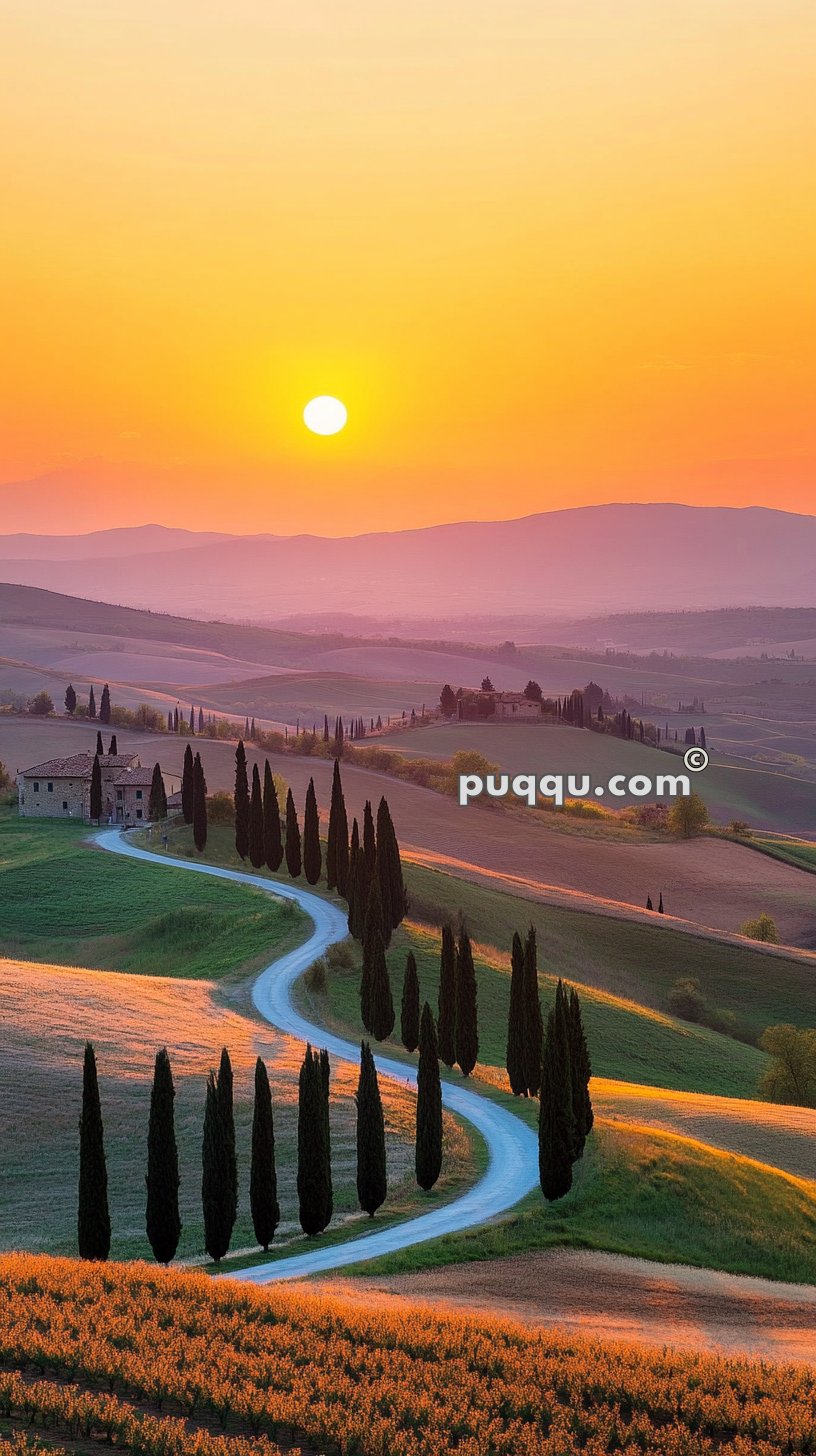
[2,502,816,618]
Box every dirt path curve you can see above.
[97,829,539,1281]
[315,1248,816,1362]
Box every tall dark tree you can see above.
[249,763,264,869]
[95,729,104,756]
[192,751,207,852]
[415,1003,443,1191]
[285,787,302,878]
[77,1042,111,1260]
[198,707,205,733]
[89,685,97,720]
[201,1059,236,1262]
[234,740,250,860]
[538,988,575,1201]
[148,763,167,822]
[506,931,527,1095]
[181,743,194,824]
[262,760,283,871]
[567,986,593,1157]
[250,1057,279,1250]
[65,683,77,715]
[362,799,376,878]
[401,950,420,1053]
[437,924,457,1068]
[376,797,405,934]
[326,759,349,894]
[173,706,179,734]
[440,684,457,718]
[361,877,394,1039]
[297,1045,332,1235]
[522,925,543,1097]
[108,735,117,755]
[347,822,369,941]
[454,926,479,1076]
[189,704,196,737]
[145,1048,181,1264]
[90,754,103,823]
[356,1041,387,1216]
[303,777,322,885]
[99,683,111,724]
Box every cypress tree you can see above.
[437,924,457,1068]
[377,797,405,932]
[77,1042,111,1260]
[658,892,664,914]
[148,763,167,822]
[454,926,479,1076]
[181,743,194,824]
[173,706,179,733]
[100,683,111,724]
[506,931,526,1095]
[65,683,77,715]
[297,1045,332,1235]
[522,925,543,1097]
[89,685,97,720]
[362,876,394,1038]
[567,986,594,1156]
[108,734,117,756]
[326,759,349,894]
[198,707,205,733]
[167,710,173,732]
[538,989,575,1201]
[234,740,250,860]
[362,799,376,877]
[90,754,102,823]
[401,950,420,1052]
[262,760,283,871]
[145,1048,181,1264]
[319,1047,333,1230]
[356,1041,387,1216]
[201,1070,233,1261]
[415,1003,442,1190]
[95,729,104,756]
[250,1057,279,1250]
[347,840,366,941]
[249,763,264,868]
[303,777,322,884]
[192,751,207,852]
[285,787,302,877]
[218,1046,238,1229]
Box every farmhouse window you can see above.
[116,790,123,801]
[47,782,53,792]
[136,789,143,800]
[136,809,143,819]
[33,782,39,792]
[62,801,68,811]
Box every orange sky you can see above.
[1,1,815,534]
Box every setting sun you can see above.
[303,396,348,436]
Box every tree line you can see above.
[77,1026,443,1265]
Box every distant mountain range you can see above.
[1,503,814,620]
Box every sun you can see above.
[303,395,348,436]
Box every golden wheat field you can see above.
[0,959,468,1260]
[1,1254,816,1456]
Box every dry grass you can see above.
[0,957,466,1262]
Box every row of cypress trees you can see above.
[76,1023,445,1264]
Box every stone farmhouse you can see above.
[17,751,177,825]
[457,689,543,722]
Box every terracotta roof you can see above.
[20,751,139,778]
[112,766,156,787]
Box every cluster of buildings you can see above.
[456,689,543,721]
[16,747,179,825]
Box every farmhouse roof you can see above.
[20,751,138,779]
[112,766,156,787]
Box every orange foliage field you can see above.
[1,1254,816,1456]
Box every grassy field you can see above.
[319,919,766,1099]
[0,957,477,1262]
[402,860,816,1044]
[378,720,816,832]
[347,1117,816,1286]
[0,808,306,980]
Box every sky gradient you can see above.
[1,1,815,534]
